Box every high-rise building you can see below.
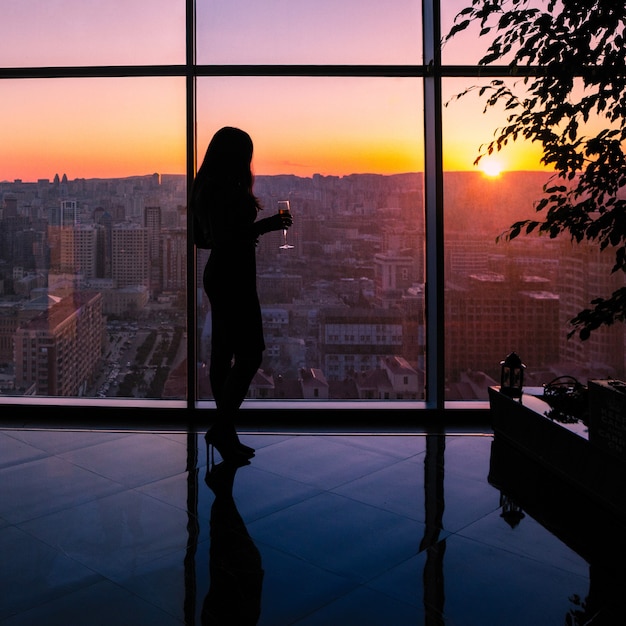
[446,272,560,382]
[58,225,97,278]
[374,250,418,308]
[559,239,626,376]
[112,223,148,288]
[162,228,186,291]
[60,200,78,226]
[144,205,162,296]
[14,292,104,396]
[2,194,18,218]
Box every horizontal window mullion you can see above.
[0,65,189,80]
[0,64,432,81]
[193,65,428,78]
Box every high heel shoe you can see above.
[204,460,237,496]
[236,440,256,457]
[212,411,256,458]
[205,426,252,466]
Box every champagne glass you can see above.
[277,200,293,249]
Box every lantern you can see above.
[500,351,525,398]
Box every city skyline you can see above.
[1,169,623,402]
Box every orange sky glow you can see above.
[1,1,555,183]
[0,75,550,183]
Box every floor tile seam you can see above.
[439,506,504,538]
[42,454,137,494]
[0,429,185,460]
[261,486,428,531]
[31,525,196,593]
[128,467,202,495]
[4,522,112,585]
[239,431,430,461]
[290,569,423,625]
[287,588,369,626]
[114,479,216,527]
[55,450,191,492]
[0,577,108,625]
[0,441,59,472]
[2,492,127,528]
[0,455,52,473]
[316,435,430,463]
[361,563,427,610]
[241,464,416,510]
[232,463,330,496]
[129,483,208,521]
[249,537,365,592]
[223,455,334,490]
[0,429,136,452]
[6,478,151,527]
[0,430,37,445]
[241,488,328,525]
[82,576,189,625]
[106,581,188,624]
[326,453,424,492]
[324,487,427,525]
[2,573,184,626]
[446,529,590,579]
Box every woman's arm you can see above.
[252,212,293,238]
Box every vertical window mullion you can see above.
[422,0,445,409]
[187,0,197,409]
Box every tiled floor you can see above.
[0,427,623,625]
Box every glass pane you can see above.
[196,77,424,403]
[442,77,626,401]
[441,0,522,65]
[0,78,187,399]
[197,0,422,65]
[2,1,185,67]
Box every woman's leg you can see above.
[218,352,262,458]
[207,346,261,461]
[220,351,263,414]
[209,339,232,410]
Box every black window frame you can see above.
[0,0,536,426]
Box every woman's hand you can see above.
[255,212,293,235]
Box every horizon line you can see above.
[1,169,553,185]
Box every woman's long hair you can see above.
[191,127,261,216]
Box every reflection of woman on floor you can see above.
[191,126,292,464]
[202,459,264,625]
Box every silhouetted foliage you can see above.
[446,0,626,339]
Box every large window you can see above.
[0,76,186,401]
[196,0,422,65]
[2,1,186,67]
[1,1,621,412]
[195,77,425,403]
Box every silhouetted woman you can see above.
[191,127,292,463]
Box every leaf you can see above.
[447,20,471,38]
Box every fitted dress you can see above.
[201,189,265,357]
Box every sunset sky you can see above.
[1,0,548,182]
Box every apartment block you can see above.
[14,292,104,395]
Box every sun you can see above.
[479,158,505,177]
